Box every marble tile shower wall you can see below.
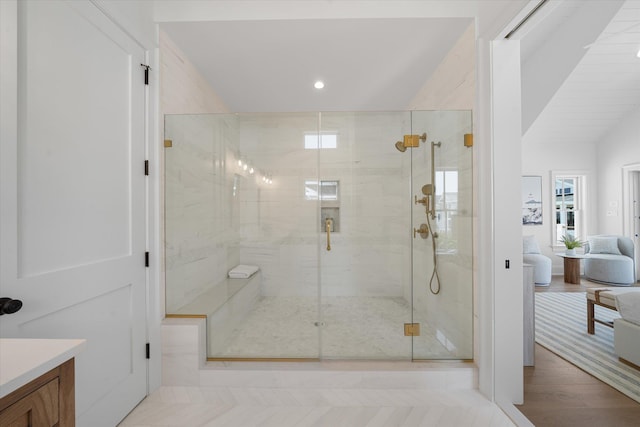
[411,111,474,358]
[237,113,412,298]
[165,114,242,312]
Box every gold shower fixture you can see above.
[394,133,427,152]
[413,224,429,239]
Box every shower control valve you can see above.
[413,224,429,239]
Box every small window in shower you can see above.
[305,180,339,201]
[435,170,459,253]
[304,132,337,149]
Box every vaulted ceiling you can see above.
[519,0,640,146]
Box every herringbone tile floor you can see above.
[119,386,516,427]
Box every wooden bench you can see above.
[586,287,640,334]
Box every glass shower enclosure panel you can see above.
[164,113,322,359]
[232,113,322,358]
[317,112,413,359]
[410,110,473,360]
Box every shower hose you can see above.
[426,212,441,295]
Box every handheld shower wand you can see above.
[408,136,443,295]
[427,142,442,294]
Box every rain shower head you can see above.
[394,133,427,152]
[394,141,407,152]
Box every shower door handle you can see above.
[325,218,332,251]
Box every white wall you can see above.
[408,22,475,110]
[596,106,640,234]
[521,138,598,274]
[160,30,229,115]
[489,40,524,405]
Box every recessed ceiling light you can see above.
[314,81,325,89]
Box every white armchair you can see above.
[523,235,552,286]
[584,235,636,286]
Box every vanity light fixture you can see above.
[314,80,325,89]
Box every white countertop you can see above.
[0,338,86,399]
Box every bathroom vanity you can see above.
[0,339,86,426]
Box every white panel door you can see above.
[0,1,147,426]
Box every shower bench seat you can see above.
[170,274,259,316]
[167,271,261,356]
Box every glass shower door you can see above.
[164,111,473,361]
[317,112,414,360]
[410,110,473,360]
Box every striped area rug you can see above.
[535,292,640,403]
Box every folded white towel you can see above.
[228,264,259,279]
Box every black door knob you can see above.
[0,298,23,315]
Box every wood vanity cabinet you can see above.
[0,358,75,427]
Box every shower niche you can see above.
[164,111,473,361]
[320,180,340,233]
[305,179,340,232]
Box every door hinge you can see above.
[145,252,149,267]
[140,63,150,85]
[404,323,420,336]
[146,343,150,359]
[144,160,149,176]
[464,133,473,147]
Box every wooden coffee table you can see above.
[556,254,588,284]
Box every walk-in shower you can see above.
[164,111,473,361]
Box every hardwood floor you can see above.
[533,275,640,293]
[516,276,640,426]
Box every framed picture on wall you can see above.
[522,175,542,225]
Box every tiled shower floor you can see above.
[211,296,455,360]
